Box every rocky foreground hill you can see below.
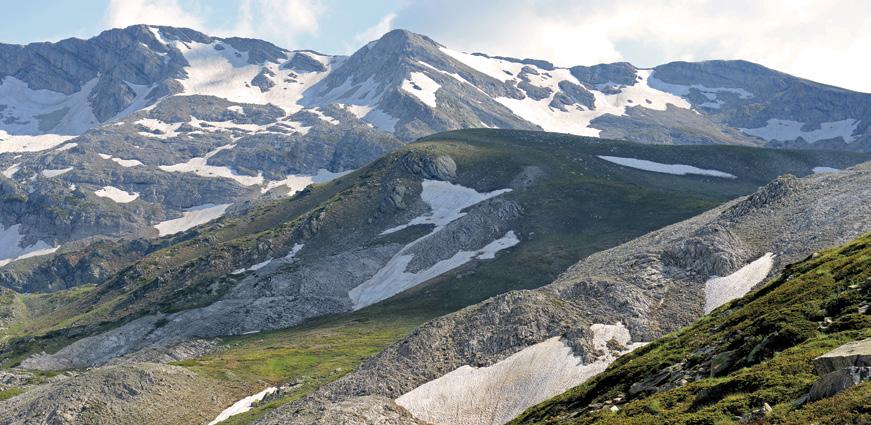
[514,234,871,424]
[1,130,869,424]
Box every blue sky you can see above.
[3,0,870,93]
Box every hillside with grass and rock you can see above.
[513,233,871,424]
[2,130,868,424]
[258,149,871,425]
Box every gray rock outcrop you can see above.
[807,338,871,402]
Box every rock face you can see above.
[0,362,241,425]
[266,162,871,424]
[808,338,871,401]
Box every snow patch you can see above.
[740,119,859,144]
[382,180,512,235]
[111,157,144,167]
[54,142,78,152]
[207,387,277,425]
[309,108,340,125]
[495,69,691,137]
[175,39,330,113]
[439,48,521,82]
[0,224,59,267]
[93,186,139,203]
[159,144,264,186]
[154,203,232,236]
[350,231,519,309]
[0,131,76,153]
[2,163,21,179]
[597,155,736,178]
[261,168,349,195]
[812,166,840,174]
[396,323,645,425]
[647,75,753,109]
[135,118,183,139]
[401,72,441,107]
[0,76,99,135]
[41,167,74,178]
[227,105,244,113]
[98,153,144,167]
[349,179,515,309]
[704,253,775,313]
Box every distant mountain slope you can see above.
[263,152,871,425]
[3,129,862,372]
[514,233,871,424]
[2,25,870,271]
[1,25,869,149]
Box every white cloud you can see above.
[104,0,326,50]
[105,0,204,29]
[347,12,397,52]
[230,0,326,48]
[389,0,871,93]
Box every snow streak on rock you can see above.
[153,203,232,236]
[597,155,736,178]
[740,118,860,144]
[704,253,775,313]
[396,323,645,425]
[207,387,277,425]
[0,224,58,267]
[350,180,514,309]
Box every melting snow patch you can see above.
[93,186,139,203]
[174,38,330,113]
[111,157,144,167]
[493,68,691,137]
[0,131,76,153]
[704,253,775,313]
[54,142,78,152]
[284,243,304,260]
[812,166,840,174]
[363,108,399,132]
[382,180,512,235]
[349,230,519,309]
[98,153,144,167]
[41,167,74,178]
[647,75,753,109]
[207,387,277,425]
[154,203,232,236]
[159,144,264,186]
[227,105,244,114]
[232,258,274,275]
[597,155,736,178]
[0,224,59,267]
[401,72,441,107]
[309,108,340,125]
[135,118,183,139]
[350,180,515,308]
[0,76,99,135]
[740,119,859,143]
[261,168,348,195]
[396,323,645,425]
[2,163,21,179]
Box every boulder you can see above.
[813,338,871,375]
[806,338,871,402]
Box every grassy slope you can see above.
[513,233,871,425]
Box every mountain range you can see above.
[0,24,869,425]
